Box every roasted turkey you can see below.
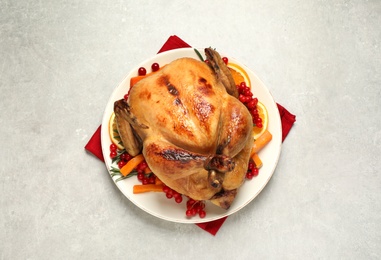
[114,48,252,209]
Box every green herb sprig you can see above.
[194,48,204,62]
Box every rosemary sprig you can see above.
[110,166,138,182]
[194,48,204,62]
[111,149,126,164]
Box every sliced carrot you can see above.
[133,184,164,194]
[251,130,272,154]
[130,76,146,88]
[251,152,263,169]
[120,154,145,176]
[155,177,163,185]
[144,166,152,174]
[129,65,166,88]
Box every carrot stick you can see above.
[144,166,152,174]
[129,65,166,88]
[251,130,272,154]
[251,152,263,169]
[133,184,164,194]
[130,76,146,88]
[120,154,145,176]
[155,177,163,185]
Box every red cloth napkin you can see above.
[85,35,296,236]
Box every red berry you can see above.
[124,94,129,100]
[248,162,254,170]
[110,151,117,159]
[162,185,170,193]
[244,90,252,97]
[247,100,257,109]
[110,144,117,152]
[253,167,259,176]
[124,154,132,162]
[187,199,195,209]
[175,196,183,203]
[120,153,127,161]
[138,67,146,76]
[167,188,173,196]
[148,176,155,184]
[166,192,173,199]
[137,162,147,171]
[222,57,228,65]
[246,172,253,180]
[137,172,144,181]
[199,210,206,218]
[151,63,160,72]
[186,209,193,217]
[118,161,126,168]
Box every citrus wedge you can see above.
[227,63,251,88]
[109,112,124,150]
[253,101,268,140]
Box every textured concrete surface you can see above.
[1,1,380,259]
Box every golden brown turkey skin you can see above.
[114,54,252,209]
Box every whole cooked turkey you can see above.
[114,48,253,209]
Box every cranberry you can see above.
[255,117,263,128]
[187,199,195,208]
[162,185,170,193]
[247,100,257,109]
[137,172,144,181]
[118,161,126,168]
[190,208,197,216]
[239,82,247,90]
[167,189,174,196]
[138,67,146,76]
[186,209,193,217]
[137,161,147,171]
[148,176,155,184]
[252,167,259,176]
[151,63,160,72]
[124,154,132,162]
[239,94,246,103]
[222,57,228,65]
[110,151,117,158]
[248,162,254,170]
[110,144,117,152]
[199,210,206,218]
[175,196,183,204]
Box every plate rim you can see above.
[101,47,282,223]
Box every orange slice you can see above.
[253,101,268,140]
[227,63,251,87]
[109,112,124,150]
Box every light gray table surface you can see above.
[1,1,380,259]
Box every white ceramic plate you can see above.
[101,48,282,223]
